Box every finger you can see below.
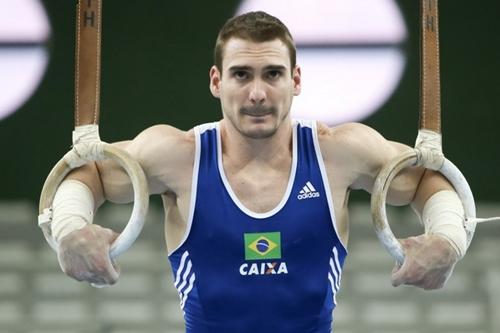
[101,227,120,243]
[78,270,110,285]
[83,264,118,286]
[391,262,402,275]
[390,258,410,287]
[101,246,120,285]
[111,258,121,276]
[390,239,409,286]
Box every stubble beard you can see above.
[230,106,289,139]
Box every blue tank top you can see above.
[168,120,347,333]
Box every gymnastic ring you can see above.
[38,142,149,259]
[370,149,477,265]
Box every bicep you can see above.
[72,125,193,205]
[337,125,424,206]
[358,140,452,207]
[352,139,451,207]
[323,123,453,213]
[67,140,141,206]
[372,140,426,206]
[96,141,138,204]
[66,139,150,205]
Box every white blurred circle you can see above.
[0,0,50,121]
[236,0,407,125]
[293,48,405,124]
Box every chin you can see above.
[240,123,278,139]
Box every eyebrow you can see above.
[228,65,287,72]
[263,65,287,72]
[228,66,252,73]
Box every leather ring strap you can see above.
[75,0,101,126]
[370,0,478,264]
[38,0,150,265]
[420,0,441,133]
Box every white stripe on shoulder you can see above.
[196,122,217,134]
[311,120,348,253]
[294,118,314,129]
[168,123,204,256]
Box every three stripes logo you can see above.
[174,251,196,309]
[297,181,320,200]
[328,246,343,306]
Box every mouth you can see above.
[240,106,275,118]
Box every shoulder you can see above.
[317,121,377,141]
[316,121,389,161]
[316,121,410,184]
[119,124,197,192]
[134,124,195,146]
[127,124,195,159]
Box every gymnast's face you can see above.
[210,38,301,139]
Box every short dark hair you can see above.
[214,11,296,74]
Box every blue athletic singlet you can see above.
[168,120,348,333]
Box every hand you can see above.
[390,234,459,290]
[57,224,121,286]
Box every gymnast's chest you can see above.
[225,171,289,213]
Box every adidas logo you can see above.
[297,181,320,200]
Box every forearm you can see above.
[411,169,454,213]
[412,170,467,258]
[66,162,106,207]
[51,162,105,243]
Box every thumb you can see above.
[103,227,120,243]
[390,239,409,287]
[111,257,121,276]
[98,230,121,286]
[105,247,121,279]
[390,260,406,287]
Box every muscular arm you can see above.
[323,122,452,210]
[54,124,194,285]
[67,124,195,206]
[320,122,462,290]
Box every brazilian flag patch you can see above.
[244,232,281,260]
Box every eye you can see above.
[233,71,249,80]
[266,70,282,80]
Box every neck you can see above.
[219,118,293,166]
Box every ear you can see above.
[292,65,301,96]
[209,65,222,98]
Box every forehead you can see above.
[222,38,291,71]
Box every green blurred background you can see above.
[1,0,499,202]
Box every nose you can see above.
[249,79,266,105]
